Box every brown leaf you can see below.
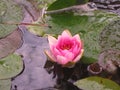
[0,29,23,59]
[14,0,40,22]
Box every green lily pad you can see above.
[76,0,89,4]
[0,0,23,38]
[0,54,23,79]
[74,76,120,90]
[42,0,120,63]
[99,20,120,51]
[47,0,76,10]
[0,79,11,90]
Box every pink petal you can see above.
[73,49,84,62]
[72,34,82,48]
[73,34,81,42]
[64,51,74,61]
[61,30,72,37]
[61,50,74,58]
[60,49,67,55]
[57,36,64,46]
[53,48,62,56]
[57,35,71,45]
[48,35,57,46]
[44,50,56,62]
[57,55,68,65]
[56,51,74,65]
[71,44,80,55]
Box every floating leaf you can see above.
[42,0,120,63]
[47,0,76,10]
[74,76,120,90]
[0,0,23,38]
[99,20,120,51]
[76,0,89,4]
[27,22,45,36]
[0,29,23,59]
[0,54,23,79]
[0,79,11,90]
[98,49,120,74]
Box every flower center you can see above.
[60,44,72,50]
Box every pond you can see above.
[0,0,120,90]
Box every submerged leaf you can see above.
[74,76,120,90]
[0,0,23,38]
[0,29,23,59]
[0,54,23,79]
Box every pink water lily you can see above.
[45,30,84,67]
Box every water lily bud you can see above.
[45,30,84,68]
